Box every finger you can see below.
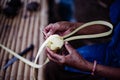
[46,47,56,54]
[46,47,63,61]
[44,24,54,37]
[46,29,54,37]
[42,30,47,37]
[44,24,53,32]
[46,49,64,64]
[46,52,58,63]
[41,30,47,39]
[65,42,75,54]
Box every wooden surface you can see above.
[0,0,48,80]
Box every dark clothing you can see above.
[65,0,120,73]
[45,61,101,80]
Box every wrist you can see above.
[85,61,94,72]
[86,60,97,76]
[77,60,93,72]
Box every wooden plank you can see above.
[6,0,27,79]
[3,4,25,80]
[0,0,48,80]
[30,9,40,80]
[23,15,33,80]
[29,0,42,80]
[38,0,48,80]
[16,16,28,80]
[0,18,12,80]
[23,0,33,79]
[0,16,6,37]
[16,0,29,79]
[0,16,7,66]
[9,5,24,80]
[2,18,14,80]
[4,18,18,80]
[7,12,23,80]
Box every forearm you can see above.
[82,61,120,79]
[95,64,120,79]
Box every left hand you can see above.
[46,42,92,71]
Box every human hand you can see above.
[43,21,82,38]
[46,42,92,71]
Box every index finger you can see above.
[43,24,54,37]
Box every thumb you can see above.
[65,42,74,54]
[47,29,54,37]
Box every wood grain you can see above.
[0,0,48,80]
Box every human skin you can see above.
[46,42,120,80]
[43,21,110,38]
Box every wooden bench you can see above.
[0,0,48,80]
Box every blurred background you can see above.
[48,0,114,23]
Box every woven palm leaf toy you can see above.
[0,20,113,69]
